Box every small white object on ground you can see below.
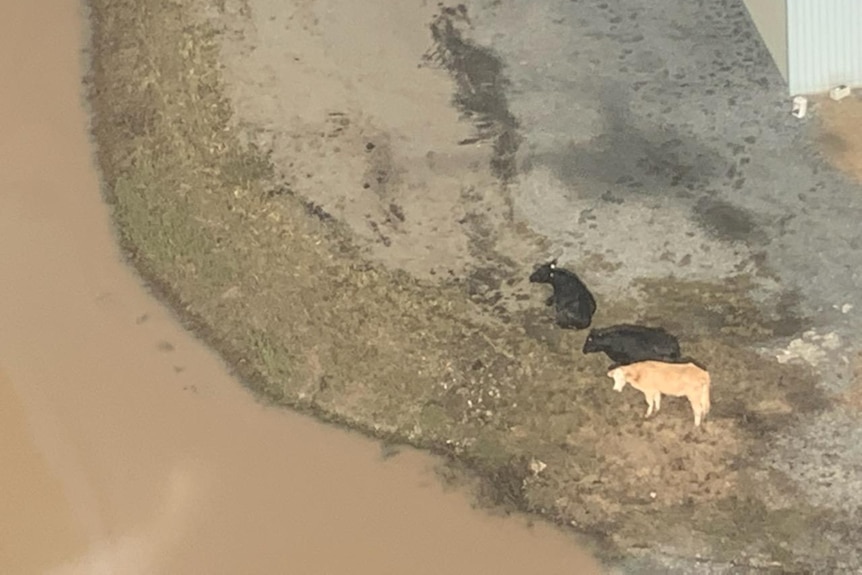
[791,96,808,119]
[830,85,851,101]
[529,458,547,475]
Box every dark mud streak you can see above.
[267,183,334,222]
[424,4,521,182]
[693,197,766,244]
[422,5,535,316]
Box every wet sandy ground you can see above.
[0,2,603,574]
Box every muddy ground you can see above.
[86,0,862,572]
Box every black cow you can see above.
[582,324,682,368]
[529,259,597,330]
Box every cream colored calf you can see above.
[608,360,711,426]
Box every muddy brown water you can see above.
[0,2,604,574]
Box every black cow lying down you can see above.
[529,259,597,330]
[582,324,682,368]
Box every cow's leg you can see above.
[687,395,703,427]
[644,393,654,418]
[653,392,662,414]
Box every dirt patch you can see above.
[85,0,851,570]
[198,0,541,286]
[816,93,862,182]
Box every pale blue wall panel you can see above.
[787,0,862,95]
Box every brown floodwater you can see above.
[0,2,604,574]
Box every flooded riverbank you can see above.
[0,2,603,573]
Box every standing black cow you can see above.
[529,259,597,330]
[582,324,682,368]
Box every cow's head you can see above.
[529,258,557,284]
[608,368,627,392]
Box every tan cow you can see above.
[607,360,711,426]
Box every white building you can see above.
[743,0,862,95]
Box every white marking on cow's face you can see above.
[610,370,627,392]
